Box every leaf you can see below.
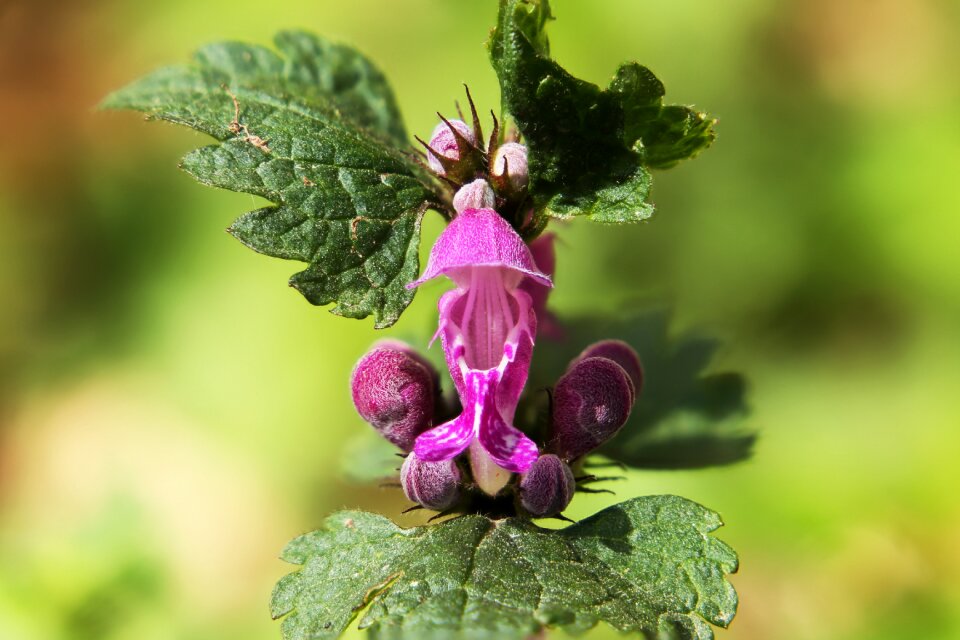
[102,32,440,328]
[528,309,756,469]
[609,63,716,170]
[191,31,409,147]
[272,495,738,640]
[489,0,715,224]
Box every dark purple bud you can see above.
[575,340,643,400]
[549,357,635,461]
[453,178,495,214]
[427,119,476,176]
[401,453,462,511]
[518,454,575,517]
[492,142,528,192]
[351,345,435,451]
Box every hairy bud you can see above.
[549,357,635,461]
[400,453,462,511]
[518,454,575,517]
[575,340,643,400]
[427,119,476,177]
[351,345,435,451]
[491,142,529,192]
[453,179,496,214]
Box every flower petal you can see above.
[413,414,473,462]
[478,413,539,474]
[408,208,552,289]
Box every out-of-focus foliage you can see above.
[528,310,755,470]
[1,1,959,639]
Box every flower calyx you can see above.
[418,87,535,235]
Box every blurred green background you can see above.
[1,0,959,638]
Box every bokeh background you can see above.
[2,0,959,638]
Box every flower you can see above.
[407,208,552,480]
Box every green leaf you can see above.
[489,0,715,224]
[272,495,738,640]
[528,309,756,470]
[610,63,717,170]
[102,33,439,328]
[190,31,409,146]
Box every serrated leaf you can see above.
[102,33,441,327]
[489,0,715,223]
[609,62,716,170]
[191,31,409,146]
[272,495,738,639]
[529,309,756,470]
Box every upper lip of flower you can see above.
[407,208,552,290]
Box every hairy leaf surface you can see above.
[490,0,715,224]
[102,32,439,327]
[272,496,738,639]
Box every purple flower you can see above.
[408,208,552,478]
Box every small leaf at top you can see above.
[272,495,738,639]
[102,32,441,328]
[489,0,715,224]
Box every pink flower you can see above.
[408,208,552,477]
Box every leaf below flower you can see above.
[272,495,738,639]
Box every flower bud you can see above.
[427,119,476,176]
[549,357,635,461]
[518,454,575,517]
[453,179,496,214]
[492,142,529,192]
[575,340,643,400]
[370,338,441,395]
[351,346,435,451]
[401,453,462,511]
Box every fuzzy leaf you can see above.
[272,495,738,639]
[191,31,409,146]
[489,0,715,224]
[102,33,439,327]
[610,63,717,170]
